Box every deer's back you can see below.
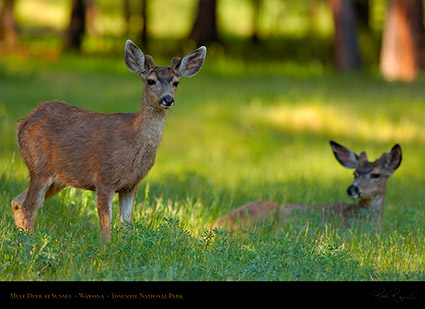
[215,200,360,230]
[214,201,281,229]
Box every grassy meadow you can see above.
[0,52,425,281]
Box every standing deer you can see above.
[215,141,402,230]
[11,40,206,241]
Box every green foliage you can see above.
[0,54,424,281]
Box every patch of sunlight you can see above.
[16,0,68,30]
[219,0,253,37]
[247,101,425,144]
[149,0,197,39]
[271,104,325,132]
[93,15,125,36]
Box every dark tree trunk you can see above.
[64,0,86,51]
[329,0,362,72]
[380,0,424,81]
[251,0,261,44]
[140,0,148,48]
[189,0,220,46]
[0,0,18,48]
[123,0,131,35]
[353,0,369,31]
[123,0,148,50]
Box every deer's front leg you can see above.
[96,188,114,242]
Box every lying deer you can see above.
[215,141,402,230]
[11,40,206,241]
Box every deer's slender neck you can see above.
[136,91,167,146]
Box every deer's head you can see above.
[124,40,206,110]
[330,140,402,201]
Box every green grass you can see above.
[1,54,425,281]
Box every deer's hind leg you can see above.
[11,176,64,231]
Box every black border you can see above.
[1,281,424,305]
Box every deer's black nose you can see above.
[347,185,359,198]
[161,95,174,107]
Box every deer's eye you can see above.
[173,81,180,87]
[147,79,156,86]
[370,173,380,179]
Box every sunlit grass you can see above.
[247,101,425,143]
[0,54,424,280]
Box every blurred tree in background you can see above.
[64,0,86,51]
[189,0,220,46]
[122,0,148,49]
[380,0,424,81]
[0,0,18,48]
[0,0,424,80]
[329,0,361,72]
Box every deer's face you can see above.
[143,67,180,110]
[330,141,402,201]
[347,154,387,200]
[124,40,206,110]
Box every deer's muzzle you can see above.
[160,95,174,109]
[347,185,360,199]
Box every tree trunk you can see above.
[85,0,98,37]
[123,0,148,50]
[251,0,261,44]
[189,0,220,46]
[354,0,369,32]
[0,0,18,48]
[140,0,148,49]
[380,0,424,82]
[123,0,131,35]
[64,0,86,51]
[329,0,362,72]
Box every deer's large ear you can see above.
[170,57,181,71]
[176,46,206,78]
[330,140,359,169]
[125,40,150,77]
[385,144,402,174]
